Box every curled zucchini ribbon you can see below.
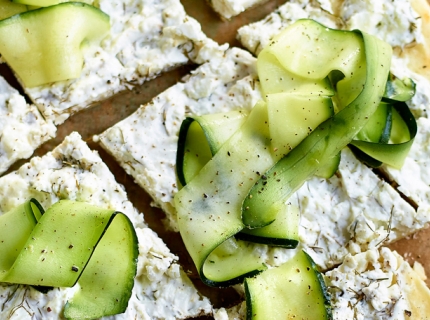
[350,75,417,168]
[175,19,414,291]
[0,2,110,87]
[0,199,138,319]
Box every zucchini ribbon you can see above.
[0,199,138,319]
[174,19,416,294]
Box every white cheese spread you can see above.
[0,76,56,175]
[0,132,211,319]
[22,0,226,125]
[214,302,246,320]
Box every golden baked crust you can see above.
[400,260,430,318]
[397,0,430,79]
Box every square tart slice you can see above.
[0,132,212,319]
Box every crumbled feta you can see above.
[23,0,226,125]
[214,302,246,320]
[317,0,335,13]
[325,247,430,319]
[0,132,211,319]
[209,0,270,19]
[340,0,422,47]
[0,76,56,175]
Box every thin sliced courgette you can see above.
[350,74,417,168]
[314,151,340,179]
[384,73,416,102]
[175,101,276,286]
[0,2,109,87]
[0,0,27,20]
[265,92,340,179]
[355,102,393,144]
[266,93,334,157]
[175,19,392,286]
[244,250,332,320]
[202,237,267,287]
[350,100,417,168]
[236,202,299,248]
[176,108,300,249]
[0,199,43,272]
[0,199,138,319]
[174,19,404,295]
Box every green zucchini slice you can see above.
[266,93,334,157]
[0,199,138,319]
[384,73,416,102]
[244,250,332,320]
[0,0,27,20]
[0,2,109,87]
[202,237,267,287]
[0,199,43,272]
[355,102,393,144]
[175,101,275,286]
[314,151,341,179]
[350,100,417,168]
[236,202,299,248]
[176,109,300,249]
[350,74,417,168]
